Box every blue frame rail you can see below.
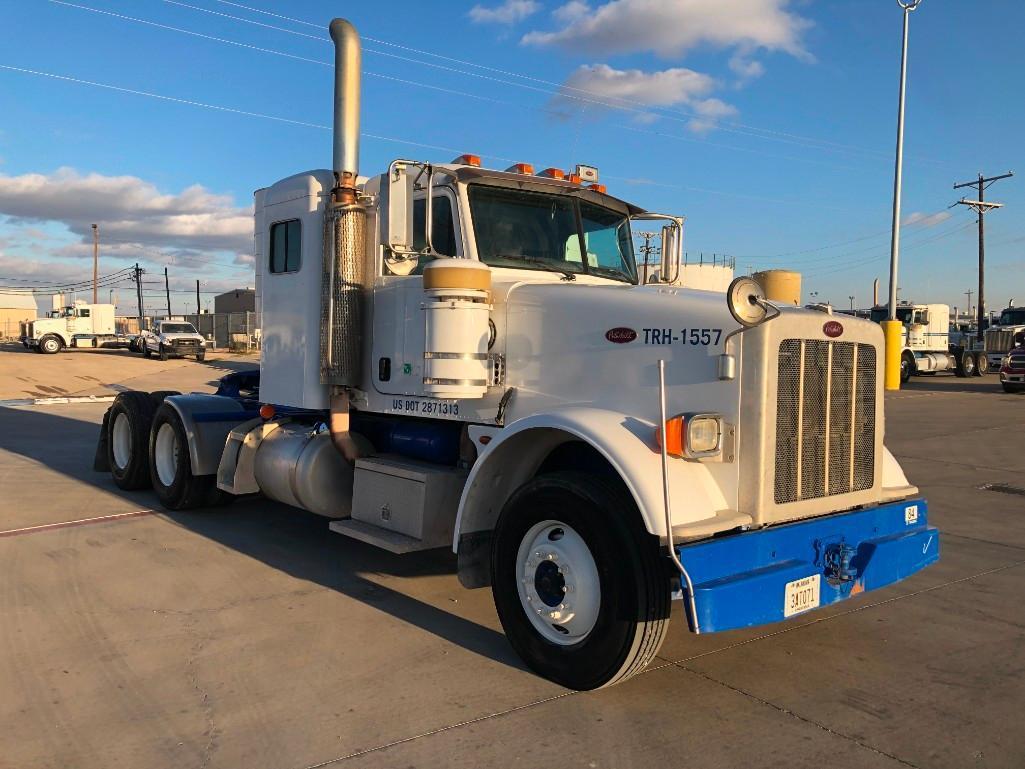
[676,499,938,633]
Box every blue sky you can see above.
[1,0,1023,316]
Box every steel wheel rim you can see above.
[515,520,601,646]
[111,413,131,470]
[154,423,179,487]
[43,338,58,352]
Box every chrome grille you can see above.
[985,329,1015,353]
[774,340,876,504]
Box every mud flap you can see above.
[93,407,111,472]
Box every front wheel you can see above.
[158,344,169,362]
[974,352,988,376]
[39,335,62,354]
[491,472,670,690]
[900,353,914,383]
[149,403,226,509]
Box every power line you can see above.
[58,0,920,166]
[206,0,946,165]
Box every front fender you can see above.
[454,407,733,552]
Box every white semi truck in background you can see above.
[94,18,939,690]
[868,302,988,381]
[20,298,119,353]
[983,305,1025,371]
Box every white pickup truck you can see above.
[139,320,207,361]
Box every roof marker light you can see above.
[566,173,582,184]
[452,154,481,167]
[505,163,534,175]
[588,183,607,194]
[537,167,565,180]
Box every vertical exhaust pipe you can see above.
[330,18,361,205]
[873,278,880,307]
[321,18,367,461]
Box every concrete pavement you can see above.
[1,365,1023,769]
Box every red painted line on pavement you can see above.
[0,509,157,538]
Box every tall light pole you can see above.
[91,223,99,304]
[883,0,923,390]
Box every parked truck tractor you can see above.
[984,306,1025,371]
[868,302,985,382]
[20,300,116,354]
[94,18,939,691]
[139,320,207,361]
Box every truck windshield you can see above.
[162,323,197,334]
[468,185,636,283]
[999,309,1025,326]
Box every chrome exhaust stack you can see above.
[320,18,367,461]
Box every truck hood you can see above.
[161,332,204,342]
[501,281,741,420]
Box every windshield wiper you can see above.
[494,254,578,281]
[586,265,633,283]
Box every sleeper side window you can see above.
[269,219,302,274]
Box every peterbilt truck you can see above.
[21,299,117,353]
[93,18,938,690]
[868,302,986,381]
[984,306,1025,371]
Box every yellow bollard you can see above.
[881,320,903,391]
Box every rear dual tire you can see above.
[974,352,989,376]
[491,472,670,690]
[105,391,181,490]
[148,403,226,510]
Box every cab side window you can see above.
[270,219,301,274]
[411,195,457,273]
[79,308,91,318]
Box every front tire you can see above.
[491,472,670,690]
[39,335,62,354]
[106,392,157,490]
[148,403,225,509]
[900,353,914,383]
[158,344,169,362]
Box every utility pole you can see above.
[637,231,658,284]
[164,267,172,318]
[133,263,145,326]
[883,0,923,391]
[196,280,201,316]
[954,171,1013,342]
[91,224,99,304]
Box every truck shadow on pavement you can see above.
[0,405,523,672]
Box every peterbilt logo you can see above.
[605,327,637,344]
[823,320,844,338]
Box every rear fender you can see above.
[163,394,258,476]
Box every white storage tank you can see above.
[421,260,492,399]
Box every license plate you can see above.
[784,574,821,618]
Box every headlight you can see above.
[656,413,723,459]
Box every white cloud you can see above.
[523,0,810,59]
[903,211,952,227]
[563,63,716,109]
[729,51,766,82]
[0,168,251,253]
[469,0,541,24]
[686,98,740,134]
[554,63,737,134]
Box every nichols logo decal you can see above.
[605,327,637,344]
[823,320,844,338]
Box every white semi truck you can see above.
[984,306,1025,371]
[867,302,987,382]
[21,299,118,353]
[94,18,938,690]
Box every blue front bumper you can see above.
[676,498,938,633]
